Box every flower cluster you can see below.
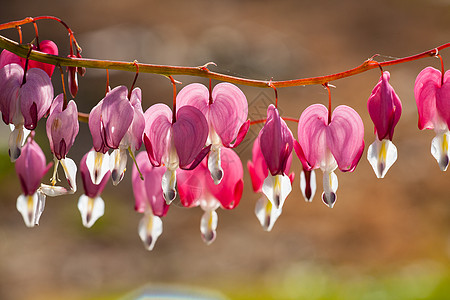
[0,23,448,251]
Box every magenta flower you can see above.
[143,103,209,204]
[296,104,364,207]
[0,40,58,77]
[132,152,169,251]
[177,147,243,244]
[0,63,53,161]
[256,104,294,211]
[247,136,295,231]
[415,66,450,171]
[40,94,79,196]
[177,83,249,184]
[88,85,144,185]
[15,137,52,227]
[367,71,402,178]
[78,149,111,228]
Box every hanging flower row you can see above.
[0,16,449,251]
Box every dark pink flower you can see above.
[143,103,209,204]
[177,148,243,244]
[296,104,364,207]
[415,66,450,171]
[132,152,169,250]
[367,71,402,178]
[247,136,295,231]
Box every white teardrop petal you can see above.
[322,171,338,208]
[367,139,398,178]
[77,194,105,228]
[16,192,46,227]
[61,157,77,192]
[262,174,292,209]
[161,168,177,204]
[254,195,282,232]
[208,146,223,185]
[8,125,27,162]
[86,150,110,185]
[40,184,69,196]
[138,211,163,251]
[300,170,316,202]
[431,131,450,171]
[109,148,128,186]
[200,209,218,245]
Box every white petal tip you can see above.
[78,195,105,228]
[138,213,163,251]
[321,192,336,208]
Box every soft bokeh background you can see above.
[0,0,449,299]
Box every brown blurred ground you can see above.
[0,0,449,299]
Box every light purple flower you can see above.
[177,82,249,184]
[0,63,53,161]
[15,137,52,227]
[78,149,111,228]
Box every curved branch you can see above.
[0,33,449,88]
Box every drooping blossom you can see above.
[132,152,169,251]
[143,103,209,204]
[176,83,249,184]
[367,71,402,178]
[40,94,79,196]
[414,66,450,171]
[67,52,86,98]
[0,40,58,77]
[88,85,145,185]
[256,104,294,212]
[15,137,52,227]
[296,104,364,208]
[177,148,243,244]
[0,63,53,161]
[247,136,295,231]
[78,149,111,228]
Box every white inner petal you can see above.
[109,148,128,186]
[208,146,223,185]
[431,131,450,171]
[300,169,316,202]
[61,157,77,192]
[8,125,28,162]
[200,209,218,245]
[262,174,292,209]
[16,192,46,228]
[322,170,338,208]
[138,209,163,251]
[77,194,105,228]
[86,149,110,185]
[367,138,398,178]
[254,195,282,232]
[161,169,177,204]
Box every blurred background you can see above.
[0,0,449,299]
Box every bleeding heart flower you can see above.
[143,103,209,204]
[256,104,294,212]
[295,104,364,207]
[177,147,243,245]
[415,66,450,171]
[367,71,402,178]
[40,94,79,196]
[88,86,144,185]
[15,137,52,227]
[176,83,249,184]
[78,149,111,228]
[247,135,295,231]
[0,40,58,77]
[132,152,169,251]
[0,63,53,161]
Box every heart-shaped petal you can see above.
[144,103,173,166]
[414,67,442,130]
